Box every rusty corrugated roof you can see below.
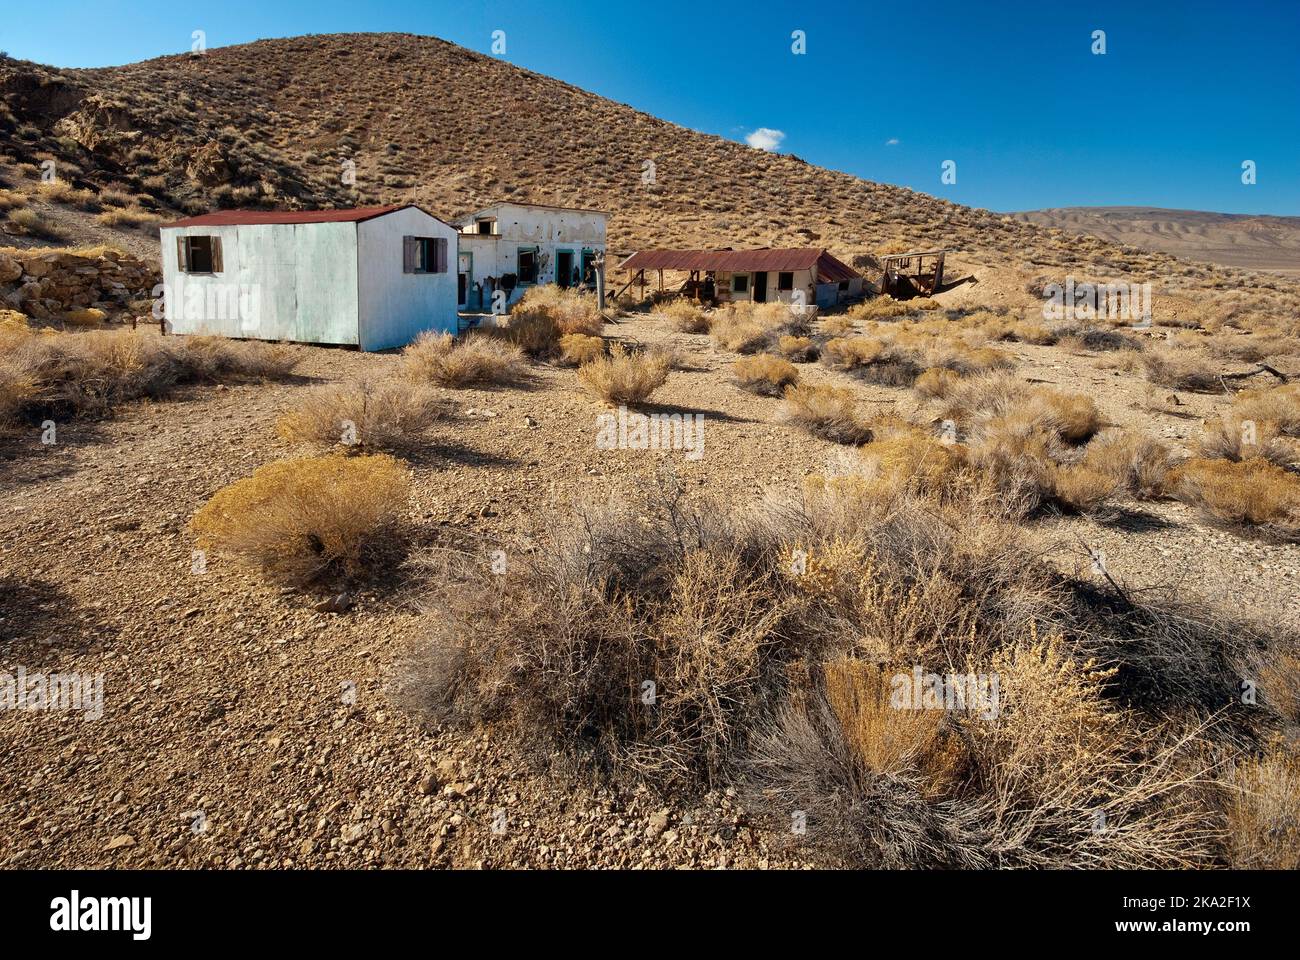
[619,248,860,283]
[161,204,444,229]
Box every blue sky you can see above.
[3,0,1297,215]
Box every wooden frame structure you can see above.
[881,250,946,298]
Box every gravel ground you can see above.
[1,312,1296,869]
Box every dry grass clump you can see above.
[1141,347,1222,393]
[1081,428,1180,499]
[732,354,799,396]
[1171,457,1300,537]
[662,300,711,333]
[35,180,99,210]
[478,287,604,358]
[1226,746,1300,869]
[276,380,446,451]
[1200,383,1300,469]
[62,307,107,327]
[711,301,809,353]
[776,334,818,362]
[778,383,875,444]
[914,366,960,399]
[402,332,526,387]
[823,330,1014,388]
[1055,324,1143,353]
[557,332,606,367]
[6,208,64,239]
[0,326,298,425]
[96,206,163,229]
[846,296,940,321]
[191,454,409,587]
[0,188,27,211]
[412,473,1238,867]
[808,430,972,506]
[576,342,669,406]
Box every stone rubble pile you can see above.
[0,248,159,321]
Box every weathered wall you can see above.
[457,204,607,309]
[160,222,360,344]
[356,207,459,351]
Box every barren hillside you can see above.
[2,32,1294,309]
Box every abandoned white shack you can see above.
[452,201,608,311]
[618,248,863,308]
[158,204,459,351]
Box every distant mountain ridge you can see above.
[1012,206,1300,276]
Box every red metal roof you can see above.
[161,204,436,229]
[619,248,860,283]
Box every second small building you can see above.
[159,204,459,351]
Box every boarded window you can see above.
[517,247,539,284]
[732,273,750,293]
[777,272,794,291]
[177,235,221,273]
[405,236,448,274]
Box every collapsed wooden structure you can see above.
[880,250,946,298]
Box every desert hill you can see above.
[0,35,1270,285]
[1014,207,1300,277]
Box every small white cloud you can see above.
[745,128,786,152]
[886,138,900,146]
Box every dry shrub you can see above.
[276,380,447,451]
[1046,463,1121,513]
[1142,347,1222,393]
[823,330,1013,388]
[577,342,669,406]
[733,354,799,396]
[414,471,1268,867]
[1082,428,1179,499]
[191,454,410,587]
[1055,325,1142,352]
[822,658,964,791]
[809,431,972,507]
[778,383,875,444]
[711,301,809,353]
[402,332,526,387]
[63,308,106,327]
[557,332,605,367]
[0,188,27,211]
[847,297,940,321]
[821,316,855,338]
[1200,383,1300,469]
[662,300,710,333]
[1172,457,1300,536]
[35,180,98,209]
[96,207,162,229]
[1226,746,1300,869]
[6,208,64,239]
[0,326,297,424]
[776,334,818,362]
[501,286,603,355]
[914,366,960,399]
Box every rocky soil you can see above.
[2,303,1297,869]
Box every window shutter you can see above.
[176,236,189,272]
[403,236,417,274]
[436,237,448,273]
[211,237,224,273]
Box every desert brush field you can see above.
[1,34,1299,871]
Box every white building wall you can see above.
[356,208,460,351]
[160,222,360,345]
[456,203,607,309]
